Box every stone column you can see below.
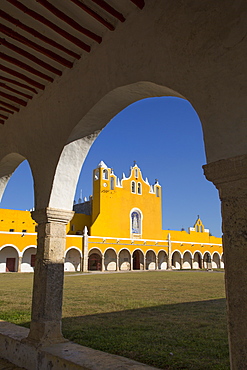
[156,256,159,270]
[203,154,247,370]
[180,257,183,270]
[26,208,74,346]
[82,226,88,272]
[102,255,105,271]
[116,255,119,271]
[144,256,147,270]
[17,256,22,272]
[167,233,172,270]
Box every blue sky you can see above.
[0,97,222,237]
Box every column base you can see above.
[23,321,68,347]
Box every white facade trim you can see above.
[21,245,37,257]
[171,240,222,246]
[117,247,132,256]
[64,246,82,257]
[171,249,183,257]
[103,247,117,255]
[192,250,203,258]
[88,247,103,256]
[0,244,21,256]
[145,249,157,257]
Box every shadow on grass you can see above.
[60,298,229,370]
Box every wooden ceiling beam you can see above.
[0,106,14,114]
[0,91,27,106]
[36,0,102,43]
[1,24,73,68]
[0,38,62,76]
[70,0,115,31]
[0,76,37,94]
[0,99,19,112]
[0,65,45,90]
[0,10,80,60]
[6,0,91,52]
[0,113,8,120]
[130,0,145,9]
[1,52,54,82]
[91,0,125,22]
[0,82,32,100]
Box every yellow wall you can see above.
[90,164,163,239]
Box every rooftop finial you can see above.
[133,160,136,166]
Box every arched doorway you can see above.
[212,252,220,269]
[203,252,212,270]
[64,248,81,272]
[146,250,156,270]
[182,251,192,269]
[193,252,202,269]
[21,246,37,272]
[104,248,117,271]
[88,249,102,271]
[133,249,144,270]
[172,251,181,269]
[119,249,131,271]
[158,250,168,270]
[0,246,19,272]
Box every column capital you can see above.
[31,207,74,225]
[203,154,247,186]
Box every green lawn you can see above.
[0,270,229,369]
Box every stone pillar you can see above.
[116,255,119,271]
[203,154,247,370]
[26,208,74,346]
[130,255,133,271]
[167,233,172,270]
[191,258,194,270]
[144,256,147,270]
[82,226,88,272]
[102,255,105,271]
[156,256,159,270]
[17,256,22,272]
[180,257,183,270]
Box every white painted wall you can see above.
[21,247,36,272]
[64,249,81,272]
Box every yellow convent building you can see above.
[0,162,223,273]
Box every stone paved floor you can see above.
[0,358,25,370]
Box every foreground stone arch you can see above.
[0,1,246,367]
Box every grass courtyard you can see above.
[0,270,229,369]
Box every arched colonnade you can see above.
[86,248,224,272]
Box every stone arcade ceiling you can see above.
[0,0,145,125]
